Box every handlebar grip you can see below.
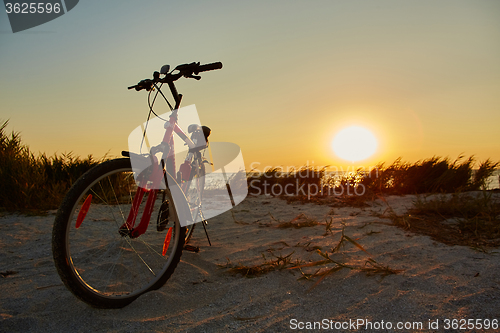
[128,79,153,91]
[196,62,223,73]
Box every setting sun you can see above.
[332,126,378,162]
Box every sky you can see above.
[1,0,499,171]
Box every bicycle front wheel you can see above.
[52,158,186,308]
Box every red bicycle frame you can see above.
[120,81,198,239]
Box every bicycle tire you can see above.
[184,158,206,244]
[52,158,186,308]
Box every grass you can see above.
[0,120,103,212]
[247,166,325,197]
[384,192,500,248]
[290,221,403,288]
[220,251,298,277]
[247,156,498,207]
[364,156,498,194]
[2,118,498,215]
[222,214,402,288]
[290,250,402,291]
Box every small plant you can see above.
[220,251,299,277]
[323,216,334,236]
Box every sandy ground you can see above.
[1,194,499,333]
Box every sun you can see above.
[332,126,378,162]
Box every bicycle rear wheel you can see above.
[184,160,206,244]
[52,158,186,308]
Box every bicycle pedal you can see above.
[184,244,200,253]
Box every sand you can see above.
[1,194,499,332]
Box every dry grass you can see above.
[4,118,497,213]
[384,192,500,249]
[0,120,103,212]
[288,223,402,290]
[290,251,403,291]
[364,156,498,194]
[222,214,402,288]
[247,156,498,207]
[219,251,299,277]
[247,166,325,196]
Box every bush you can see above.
[247,156,499,202]
[360,156,498,195]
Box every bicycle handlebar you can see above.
[128,62,222,91]
[196,62,223,73]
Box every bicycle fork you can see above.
[118,159,164,238]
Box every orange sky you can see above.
[1,1,499,171]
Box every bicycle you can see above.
[52,61,222,308]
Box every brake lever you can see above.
[185,74,201,80]
[136,79,154,91]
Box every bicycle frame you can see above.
[119,81,201,240]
